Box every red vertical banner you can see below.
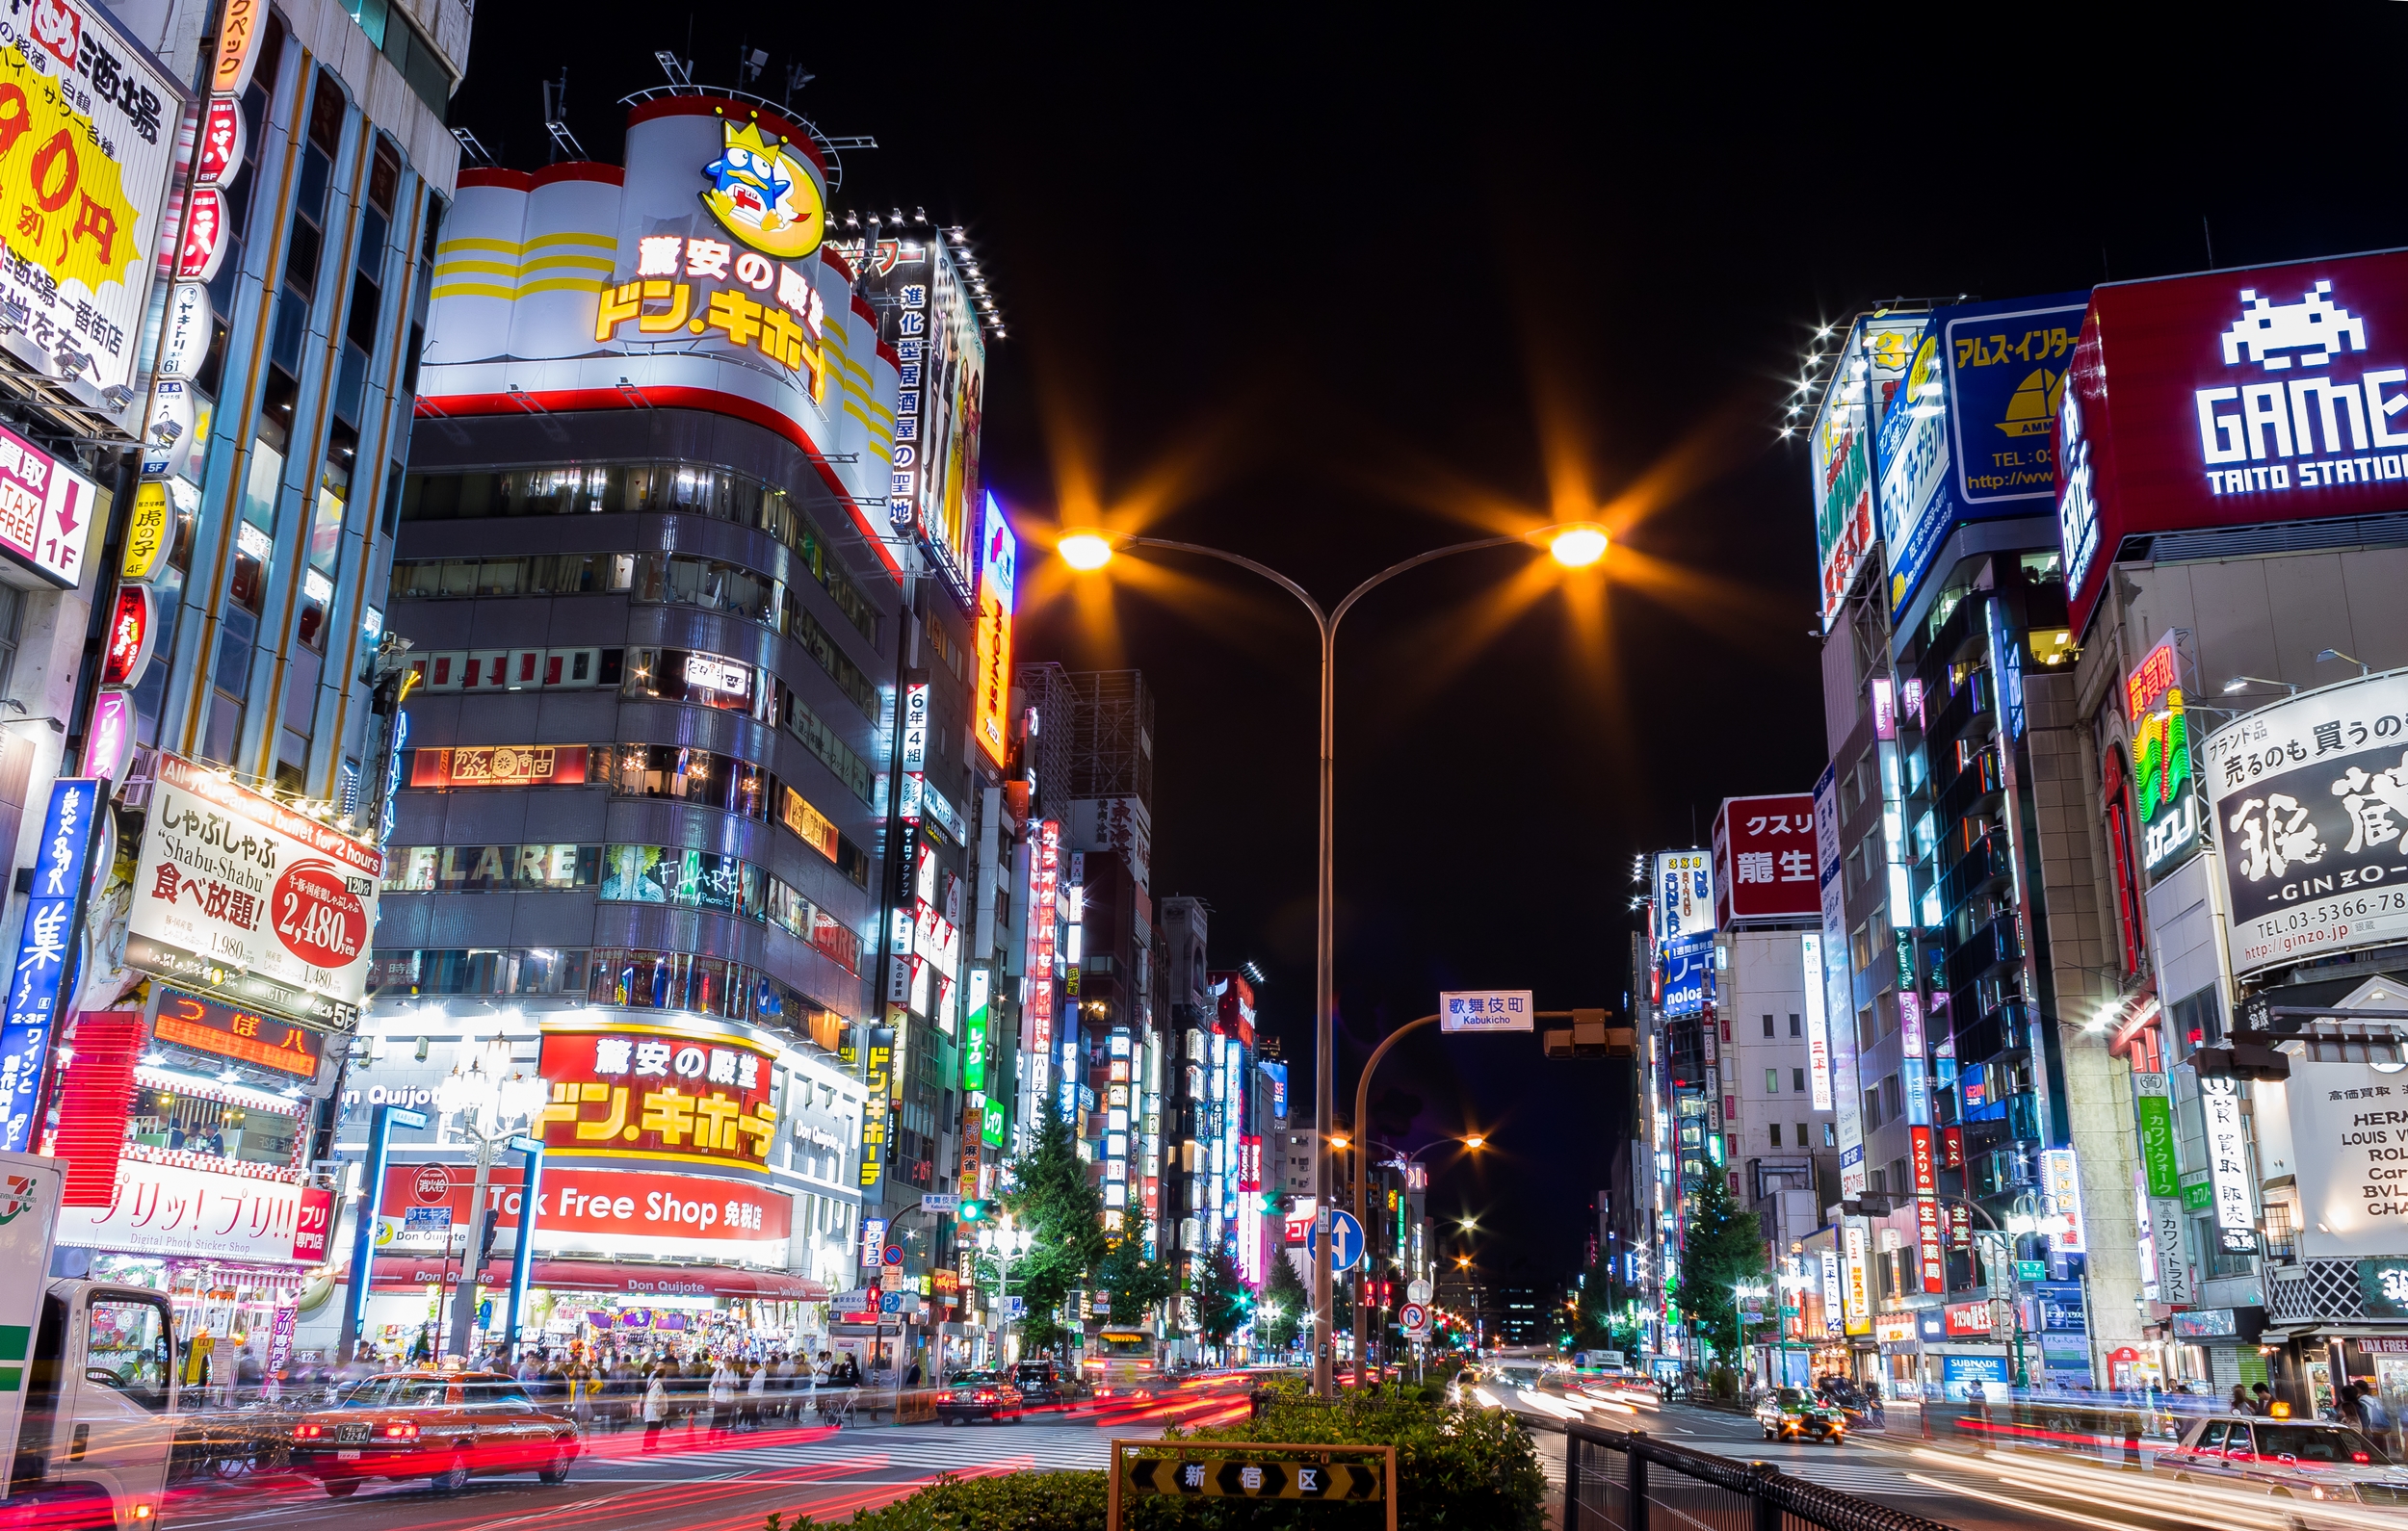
[57,1013,145,1207]
[1911,1126,1946,1293]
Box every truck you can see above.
[0,1153,179,1530]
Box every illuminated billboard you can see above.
[1885,294,2089,620]
[972,493,1017,766]
[0,0,181,410]
[1652,849,1714,953]
[2058,250,2408,636]
[419,96,898,569]
[1811,313,1925,631]
[857,234,986,607]
[1711,793,1818,923]
[2125,632,2203,880]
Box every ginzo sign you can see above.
[2203,671,2408,977]
[2058,250,2408,636]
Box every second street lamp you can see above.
[1055,520,1608,1396]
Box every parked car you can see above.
[288,1370,578,1496]
[2165,1414,2408,1511]
[935,1370,1025,1425]
[1755,1387,1847,1444]
[1012,1361,1080,1410]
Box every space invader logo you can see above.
[2222,280,2368,372]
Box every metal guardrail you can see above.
[1558,1420,1961,1531]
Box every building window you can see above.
[1793,1068,1807,1093]
[1796,1123,1808,1147]
[1762,1014,1774,1038]
[1789,1014,1801,1037]
[1823,1123,1836,1147]
[1765,1069,1779,1095]
[1768,1124,1782,1147]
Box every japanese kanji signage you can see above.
[1438,990,1532,1034]
[408,744,589,789]
[0,421,97,589]
[0,777,98,1151]
[2042,1146,2086,1254]
[2281,1058,2408,1259]
[1712,794,1819,923]
[1652,849,1715,953]
[855,1026,892,1192]
[856,231,985,610]
[2204,671,2408,977]
[1811,313,1926,632]
[150,986,324,1079]
[126,753,382,1025]
[2057,250,2408,636]
[536,1026,780,1176]
[419,98,896,568]
[2132,1072,2179,1198]
[0,0,180,401]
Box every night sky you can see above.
[450,5,2408,1290]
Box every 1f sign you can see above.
[1440,990,1532,1032]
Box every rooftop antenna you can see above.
[737,41,768,88]
[653,49,694,90]
[782,61,816,106]
[540,69,586,163]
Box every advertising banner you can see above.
[855,1027,892,1192]
[1799,933,1832,1109]
[2198,1076,2257,1250]
[2279,1059,2408,1259]
[1819,1248,1843,1336]
[127,754,380,1026]
[1657,940,1711,1021]
[1812,314,1926,631]
[1653,849,1714,954]
[0,0,180,402]
[2203,671,2408,976]
[1712,793,1819,923]
[52,1158,329,1262]
[150,986,327,1080]
[0,777,99,1151]
[859,233,986,608]
[381,1163,790,1264]
[536,1025,779,1176]
[1841,1220,1871,1336]
[2043,1146,2087,1254]
[2133,1072,2179,1198]
[2127,634,2206,880]
[2055,251,2408,636]
[972,494,1016,766]
[2151,1197,2194,1305]
[0,423,100,589]
[1815,766,1865,1195]
[1885,294,2089,619]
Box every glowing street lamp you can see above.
[1055,519,1610,1396]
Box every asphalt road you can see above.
[1509,1389,2408,1531]
[157,1382,1257,1531]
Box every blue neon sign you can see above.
[0,778,100,1152]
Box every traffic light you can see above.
[957,1199,994,1225]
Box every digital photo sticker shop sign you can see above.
[127,754,380,1026]
[2203,671,2408,978]
[2056,250,2408,638]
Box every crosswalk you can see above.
[579,1423,1118,1476]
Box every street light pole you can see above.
[1056,525,1609,1395]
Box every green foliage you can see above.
[792,1385,1544,1530]
[1256,1250,1307,1350]
[1004,1109,1109,1352]
[1095,1237,1177,1325]
[1678,1172,1767,1364]
[1192,1249,1250,1344]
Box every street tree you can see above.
[1257,1249,1308,1350]
[1192,1249,1252,1345]
[1677,1172,1768,1367]
[1093,1236,1176,1326]
[1003,1108,1108,1353]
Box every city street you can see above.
[157,1383,1257,1531]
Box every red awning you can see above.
[345,1254,825,1302]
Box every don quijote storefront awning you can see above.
[346,1255,827,1302]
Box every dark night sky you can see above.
[450,5,2408,1289]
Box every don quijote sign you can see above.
[127,753,381,1024]
[382,1163,790,1265]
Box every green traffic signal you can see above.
[957,1199,994,1224]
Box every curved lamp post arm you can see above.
[1126,537,1331,636]
[1329,535,1524,631]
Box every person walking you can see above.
[745,1356,767,1432]
[708,1354,737,1440]
[2229,1384,2254,1415]
[2251,1382,2276,1416]
[641,1366,669,1453]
